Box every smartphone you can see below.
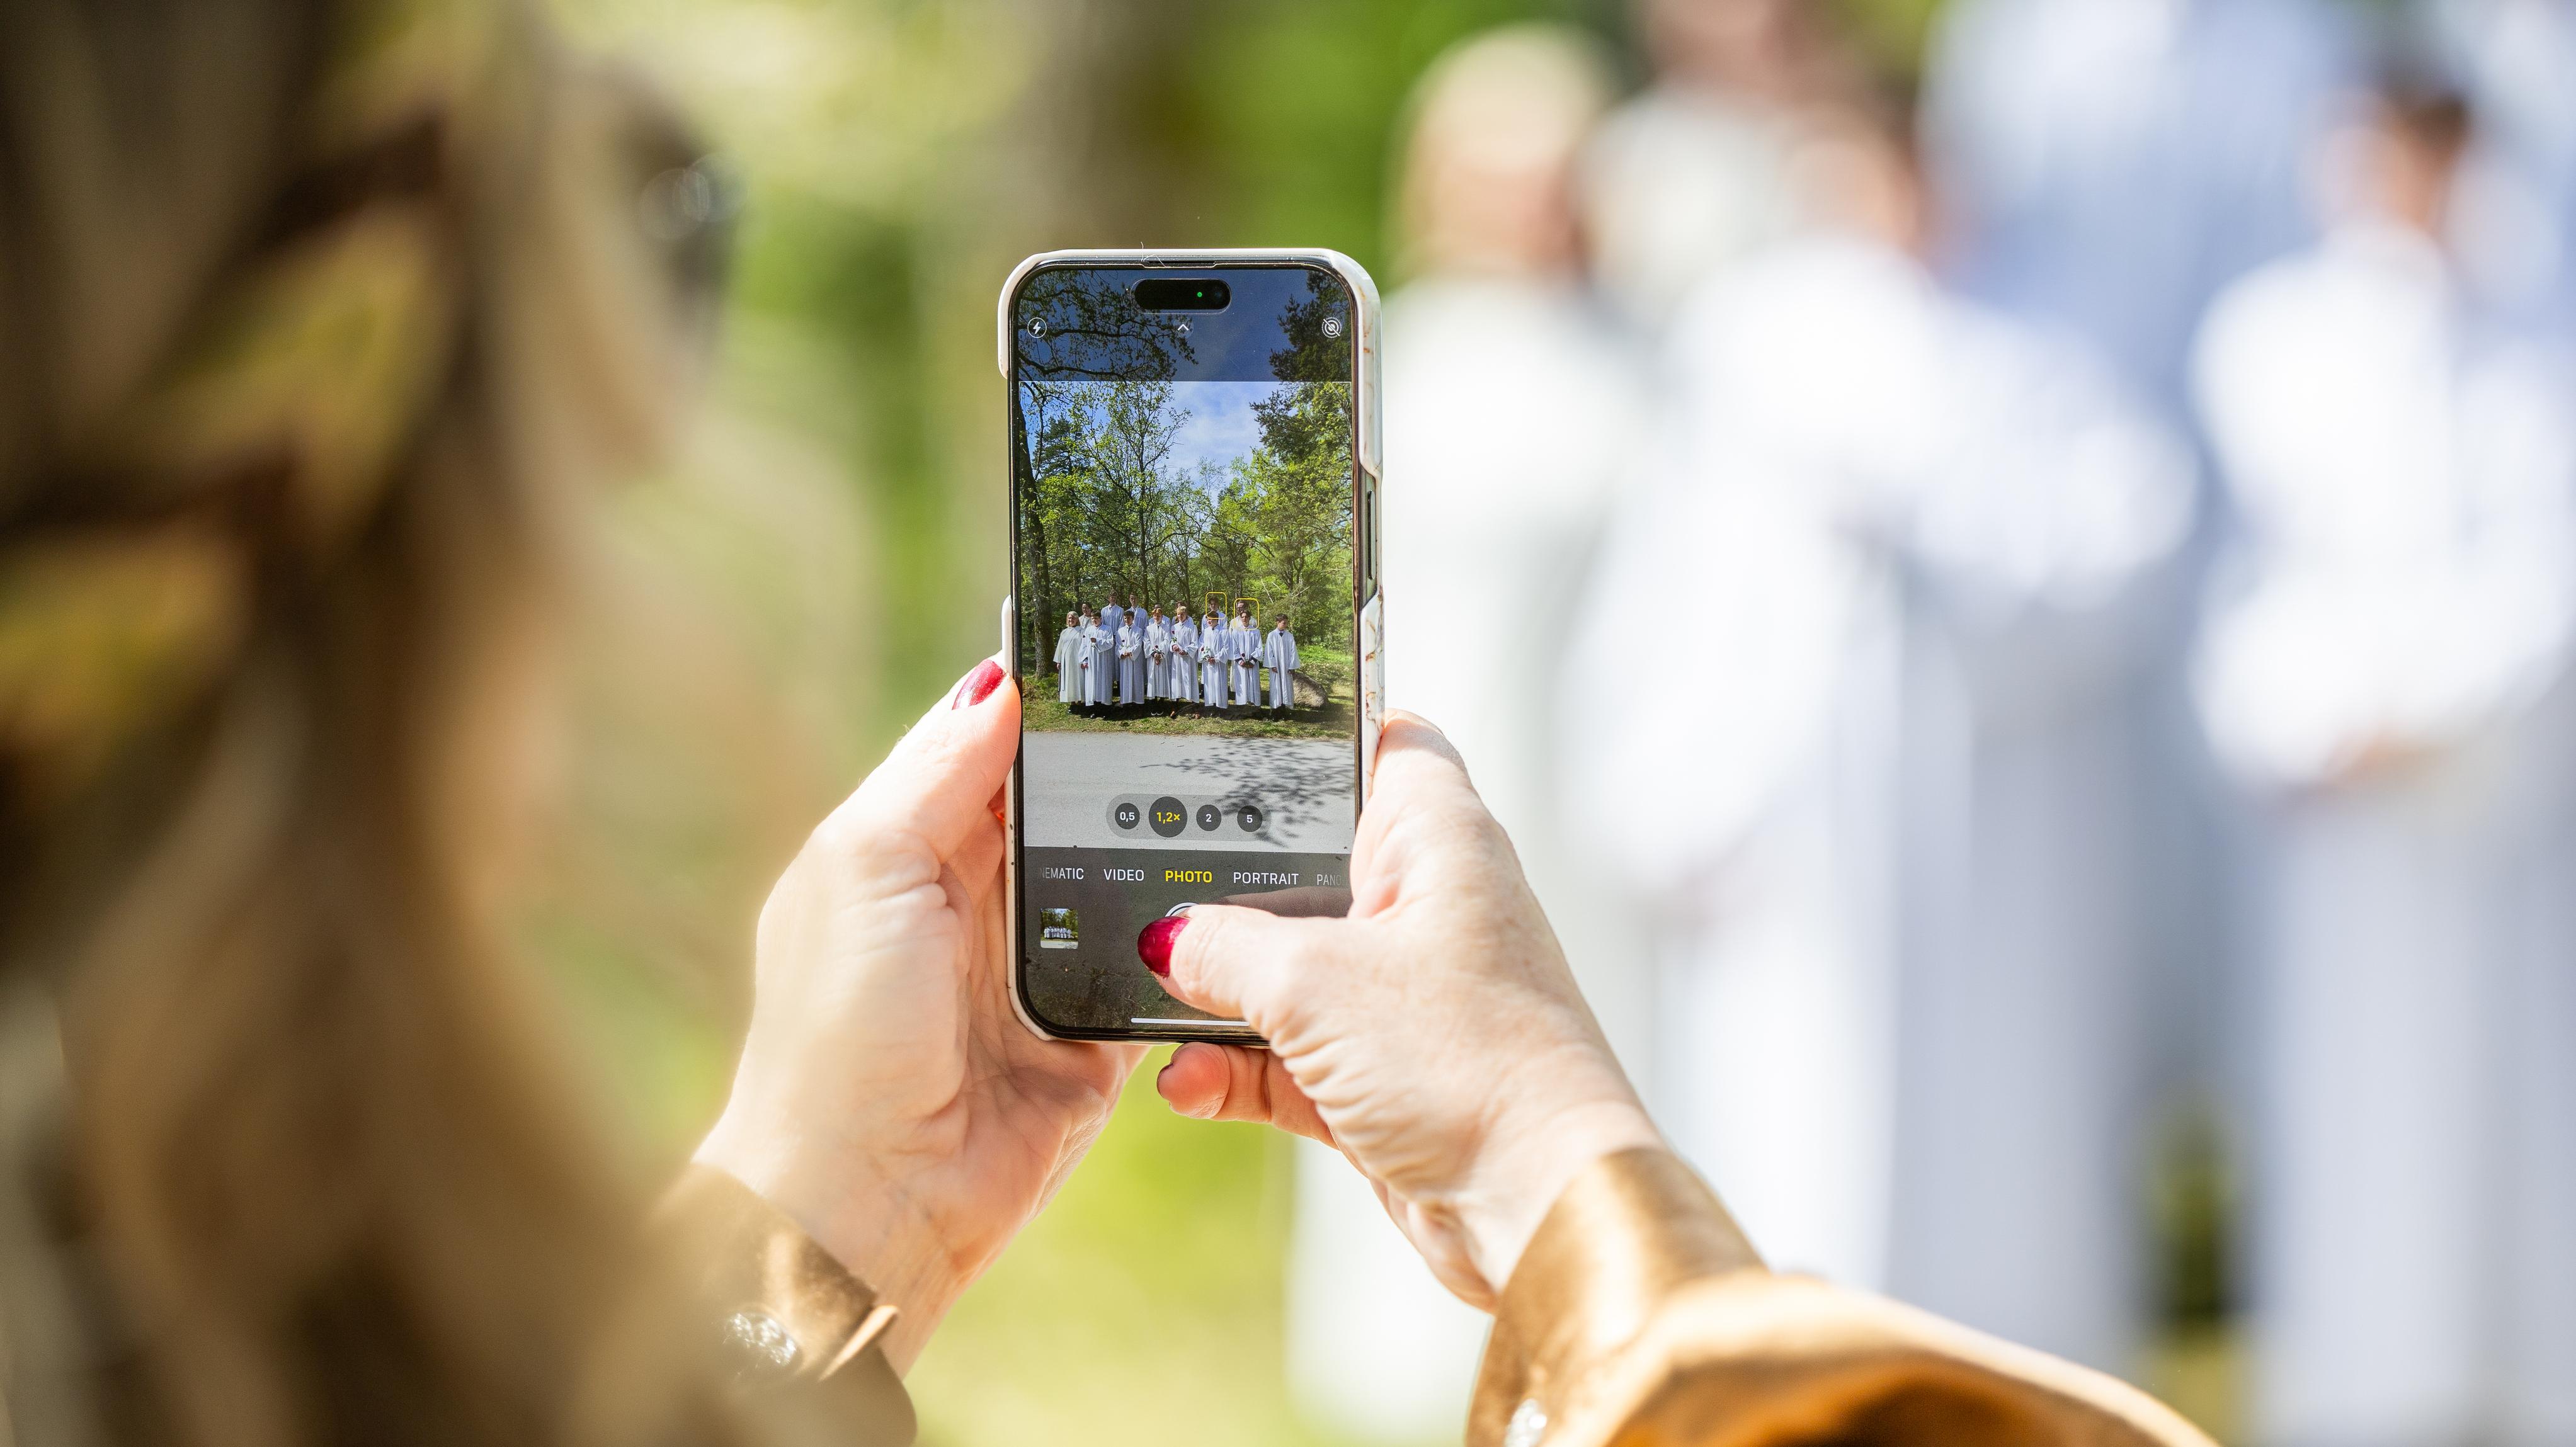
[997,251,1384,1043]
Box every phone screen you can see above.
[1008,263,1362,1038]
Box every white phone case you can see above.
[996,249,1383,1043]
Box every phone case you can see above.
[996,249,1384,1044]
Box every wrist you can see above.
[1455,1094,1661,1297]
[692,1115,967,1371]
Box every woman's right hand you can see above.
[1149,713,1660,1309]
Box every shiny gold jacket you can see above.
[678,1149,2214,1447]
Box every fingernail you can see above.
[953,659,1005,709]
[1137,914,1185,977]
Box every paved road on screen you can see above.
[1021,731,1357,853]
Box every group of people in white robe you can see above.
[1050,598,1302,712]
[1292,6,2576,1447]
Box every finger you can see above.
[1370,710,1473,788]
[1152,902,1341,1030]
[831,653,1020,860]
[1154,1043,1335,1145]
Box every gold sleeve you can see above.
[1469,1149,2215,1447]
[655,1166,916,1443]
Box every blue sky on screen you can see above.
[1166,381,1279,489]
[1025,380,1289,497]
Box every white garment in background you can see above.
[1144,616,1169,699]
[1923,0,2357,416]
[1200,616,1229,709]
[1052,625,1083,704]
[1262,626,1298,708]
[1229,617,1260,704]
[1286,277,1649,1444]
[1579,88,1798,336]
[1171,616,1198,702]
[1097,604,1124,702]
[2192,221,2576,1447]
[1566,234,2194,1341]
[1080,622,1106,706]
[2436,0,2576,320]
[1115,623,1141,703]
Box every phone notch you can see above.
[1133,277,1231,312]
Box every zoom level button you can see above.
[1149,797,1187,837]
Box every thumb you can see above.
[1153,903,1339,1035]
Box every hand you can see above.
[696,657,1145,1368]
[1149,714,1660,1308]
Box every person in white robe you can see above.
[2190,84,2576,1447]
[2432,0,2576,324]
[1228,606,1260,705]
[1577,0,1840,337]
[1287,30,1653,1443]
[1115,616,1142,706]
[1052,611,1084,705]
[1092,597,1123,705]
[1199,611,1229,710]
[1086,608,1113,707]
[1262,616,1299,710]
[1921,20,2364,1306]
[1144,607,1170,700]
[1075,610,1103,707]
[1565,99,2195,1371]
[1922,0,2357,419]
[1170,608,1199,708]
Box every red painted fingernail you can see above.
[954,659,1005,709]
[1137,914,1185,977]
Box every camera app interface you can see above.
[1011,265,1358,1033]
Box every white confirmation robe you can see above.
[1229,620,1260,703]
[1053,625,1084,704]
[1201,618,1229,709]
[1263,627,1299,708]
[2192,220,2576,1447]
[1171,617,1198,703]
[1116,624,1142,704]
[1144,618,1170,699]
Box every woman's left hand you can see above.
[694,656,1144,1370]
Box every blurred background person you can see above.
[2189,69,2576,1447]
[1578,0,1851,338]
[1921,0,2359,421]
[1285,27,1640,1443]
[1564,74,2195,1358]
[2429,0,2576,322]
[1918,0,2363,1363]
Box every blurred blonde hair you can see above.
[0,1,758,1442]
[1393,25,1620,283]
